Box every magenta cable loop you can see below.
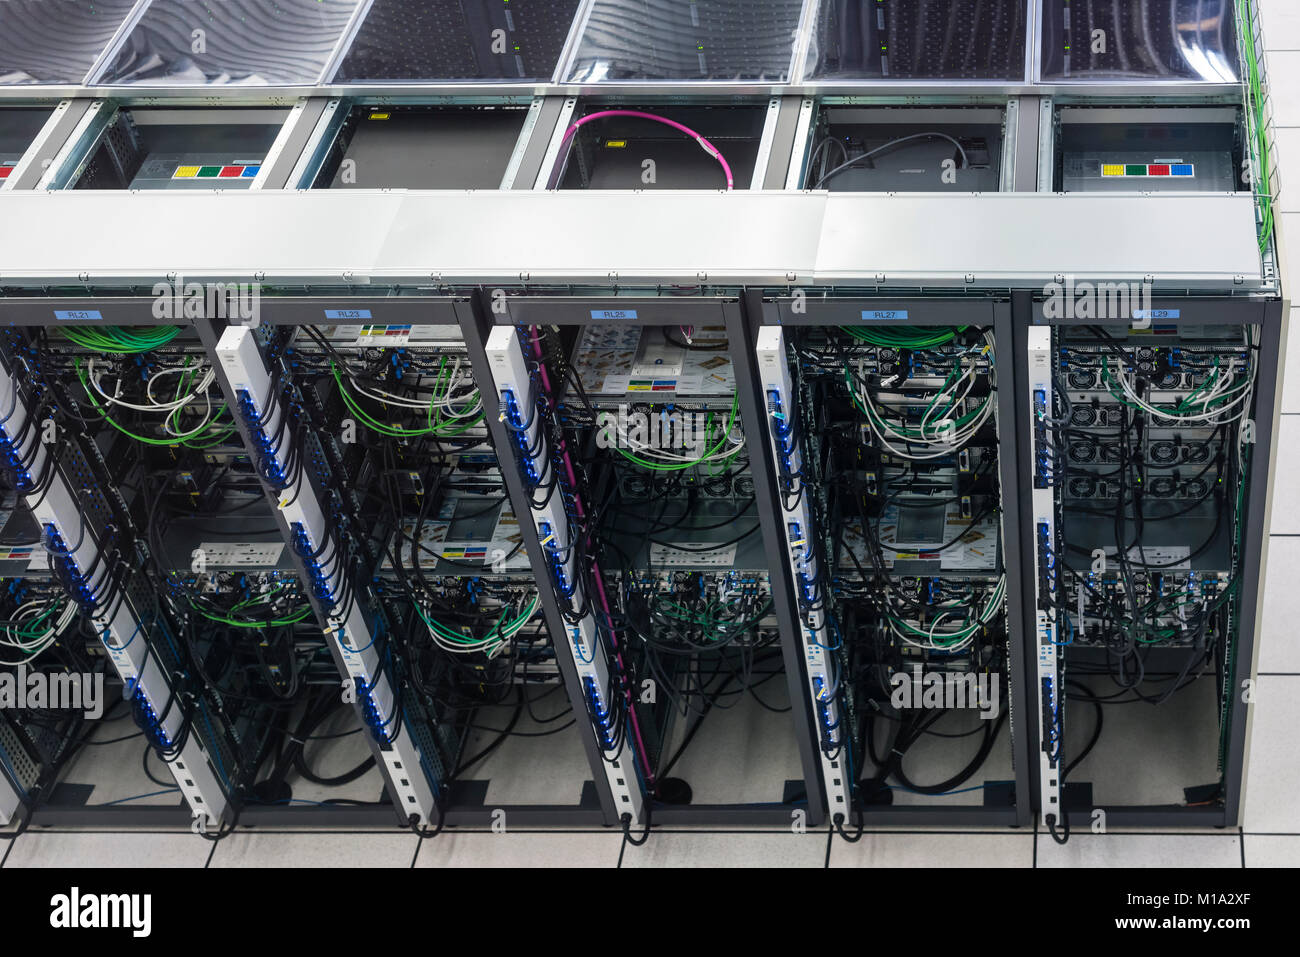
[552,109,736,191]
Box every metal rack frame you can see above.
[0,0,1284,833]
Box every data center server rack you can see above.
[1017,294,1282,833]
[0,0,1281,841]
[198,297,619,829]
[469,292,833,827]
[744,293,1033,829]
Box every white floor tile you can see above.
[1265,53,1300,128]
[462,704,596,807]
[1267,417,1300,534]
[2,831,209,868]
[1259,537,1300,671]
[208,832,418,868]
[1275,129,1300,214]
[1260,0,1300,51]
[1243,675,1300,832]
[1280,310,1300,414]
[1036,833,1241,868]
[829,832,1031,868]
[1243,833,1300,865]
[1276,213,1300,299]
[414,831,622,868]
[620,831,826,868]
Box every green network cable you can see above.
[652,595,773,641]
[839,326,967,349]
[74,357,233,449]
[1236,0,1274,251]
[57,325,182,354]
[331,358,484,440]
[190,584,314,629]
[610,391,741,472]
[414,594,539,652]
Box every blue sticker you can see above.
[1133,309,1180,320]
[591,309,638,320]
[54,310,103,321]
[324,309,373,320]
[862,310,909,320]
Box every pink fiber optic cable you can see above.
[551,109,736,190]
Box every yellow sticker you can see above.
[605,139,627,148]
[1101,164,1126,177]
[173,166,200,178]
[369,112,391,120]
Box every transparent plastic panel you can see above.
[332,0,582,82]
[95,0,361,86]
[1040,0,1238,82]
[564,0,806,83]
[0,0,139,85]
[804,0,1028,81]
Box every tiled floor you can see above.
[2,2,1298,869]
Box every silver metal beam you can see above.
[1,100,93,192]
[0,190,1266,290]
[0,82,1244,105]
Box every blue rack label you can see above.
[591,309,638,320]
[862,310,908,320]
[54,310,103,321]
[324,309,373,320]
[1133,309,1180,320]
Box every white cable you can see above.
[87,358,214,413]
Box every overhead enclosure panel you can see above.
[94,0,361,86]
[0,191,1265,290]
[1039,0,1239,82]
[563,0,807,83]
[331,0,583,83]
[803,0,1029,81]
[0,0,140,85]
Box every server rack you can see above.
[473,291,828,827]
[745,292,1032,828]
[0,1,1281,840]
[203,295,610,829]
[1018,294,1283,833]
[0,309,241,829]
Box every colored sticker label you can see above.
[591,309,638,320]
[863,310,909,320]
[324,309,374,320]
[1102,163,1195,178]
[55,310,103,320]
